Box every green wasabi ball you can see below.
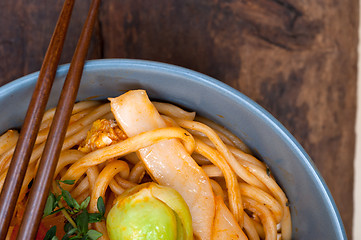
[106,183,193,240]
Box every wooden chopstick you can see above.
[0,0,76,238]
[16,0,102,238]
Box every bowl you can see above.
[0,59,346,239]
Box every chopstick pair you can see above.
[0,0,101,239]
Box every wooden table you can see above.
[0,0,357,238]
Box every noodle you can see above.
[153,102,196,121]
[36,107,96,144]
[108,179,125,195]
[86,166,100,193]
[195,138,244,226]
[202,165,223,178]
[243,197,277,240]
[195,116,251,153]
[113,175,137,189]
[176,119,269,192]
[41,100,102,124]
[239,183,283,223]
[71,176,89,198]
[0,92,291,240]
[128,161,145,184]
[0,130,18,156]
[209,179,226,200]
[89,160,129,213]
[54,150,85,178]
[243,213,261,240]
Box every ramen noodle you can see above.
[0,90,291,240]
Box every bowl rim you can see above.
[0,58,347,238]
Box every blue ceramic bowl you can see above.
[0,59,346,239]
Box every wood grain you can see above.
[0,0,76,237]
[0,0,357,238]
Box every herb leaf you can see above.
[44,226,57,240]
[80,196,91,210]
[97,197,105,216]
[87,229,102,240]
[88,213,103,223]
[64,222,74,233]
[60,180,76,185]
[44,193,56,217]
[69,237,82,240]
[76,209,89,234]
[62,227,77,240]
[62,189,80,210]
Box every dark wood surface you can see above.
[0,0,358,238]
[0,0,76,236]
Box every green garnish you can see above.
[43,180,105,240]
[43,226,57,240]
[60,180,76,185]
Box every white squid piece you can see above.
[110,90,215,240]
[212,196,248,240]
